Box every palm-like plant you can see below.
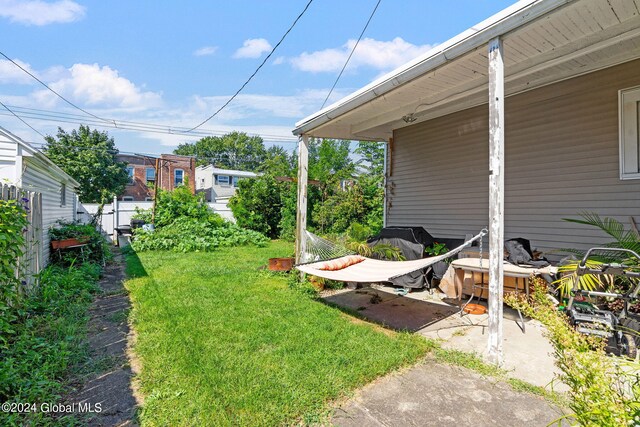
[555,212,640,296]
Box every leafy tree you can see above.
[259,145,295,176]
[229,175,283,239]
[44,125,128,204]
[174,131,267,171]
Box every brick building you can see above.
[117,153,196,201]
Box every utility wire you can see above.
[0,109,298,143]
[0,99,46,138]
[321,0,381,109]
[0,51,110,123]
[1,104,298,141]
[186,0,315,132]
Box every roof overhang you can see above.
[0,126,81,188]
[293,0,640,140]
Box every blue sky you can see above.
[0,0,515,155]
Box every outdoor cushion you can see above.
[318,255,366,271]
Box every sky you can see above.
[0,0,516,155]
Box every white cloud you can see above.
[0,58,38,84]
[0,0,85,26]
[31,63,163,110]
[290,37,435,73]
[191,88,350,121]
[193,46,218,57]
[233,38,272,59]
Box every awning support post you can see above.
[488,36,505,366]
[295,134,309,264]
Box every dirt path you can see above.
[66,247,138,426]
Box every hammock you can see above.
[296,229,487,283]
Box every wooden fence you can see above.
[1,183,43,291]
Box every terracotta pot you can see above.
[268,257,294,271]
[51,236,89,249]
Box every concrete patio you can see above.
[323,284,566,392]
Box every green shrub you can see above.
[131,217,268,252]
[153,185,218,228]
[505,279,640,426]
[0,262,100,426]
[49,220,110,266]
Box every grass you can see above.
[0,262,100,426]
[124,241,430,426]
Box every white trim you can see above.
[619,85,640,180]
[174,168,184,186]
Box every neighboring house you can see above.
[0,126,80,266]
[195,165,258,202]
[117,153,196,201]
[293,0,640,259]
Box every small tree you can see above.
[44,126,129,205]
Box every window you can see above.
[60,183,66,206]
[216,175,230,186]
[200,178,205,188]
[174,169,184,186]
[232,176,239,187]
[126,166,135,184]
[145,197,153,202]
[620,86,640,179]
[146,167,155,184]
[122,196,134,201]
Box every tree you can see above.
[44,126,128,204]
[229,175,283,239]
[259,145,295,176]
[174,131,267,171]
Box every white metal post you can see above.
[295,135,309,264]
[113,195,119,244]
[488,36,505,366]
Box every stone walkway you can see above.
[65,247,138,426]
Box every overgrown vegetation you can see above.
[49,219,111,266]
[506,278,640,426]
[125,243,429,425]
[229,139,385,241]
[131,184,268,252]
[0,198,28,342]
[0,262,100,426]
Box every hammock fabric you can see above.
[296,229,487,283]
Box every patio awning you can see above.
[293,0,640,141]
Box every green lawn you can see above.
[125,241,430,426]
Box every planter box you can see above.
[268,257,294,272]
[51,236,89,249]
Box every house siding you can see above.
[388,59,640,256]
[21,158,78,265]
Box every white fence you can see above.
[79,199,235,241]
[1,183,43,290]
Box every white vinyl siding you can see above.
[0,131,17,162]
[21,158,78,265]
[388,60,640,258]
[619,86,640,179]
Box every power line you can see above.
[0,50,110,123]
[0,99,46,139]
[0,108,298,143]
[186,0,315,132]
[321,0,381,109]
[1,104,298,141]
